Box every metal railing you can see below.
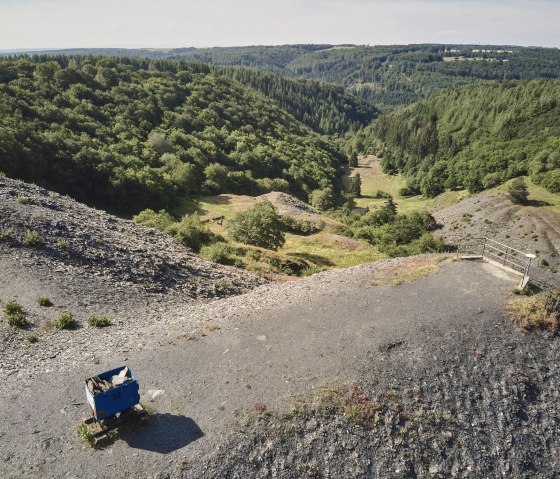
[457,237,536,288]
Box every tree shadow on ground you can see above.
[524,199,551,207]
[287,252,335,267]
[120,413,204,454]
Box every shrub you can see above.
[16,195,30,205]
[3,301,27,328]
[200,242,239,266]
[27,335,39,343]
[132,208,175,231]
[166,214,215,252]
[0,228,13,242]
[226,201,285,250]
[53,311,77,330]
[399,183,420,197]
[37,296,53,307]
[87,316,111,328]
[506,292,559,333]
[23,230,43,246]
[309,187,335,211]
[55,238,68,249]
[281,215,316,235]
[373,190,393,199]
[507,178,529,204]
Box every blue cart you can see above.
[83,366,146,440]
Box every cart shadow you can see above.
[120,413,204,454]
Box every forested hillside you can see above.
[217,67,376,135]
[14,44,560,109]
[0,56,345,214]
[367,80,560,196]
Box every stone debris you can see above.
[86,367,131,395]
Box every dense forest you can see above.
[216,67,376,135]
[13,44,560,109]
[366,79,560,196]
[0,56,347,214]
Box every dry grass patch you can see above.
[506,292,559,333]
[372,255,450,286]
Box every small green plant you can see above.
[3,301,27,328]
[49,191,58,199]
[506,291,559,332]
[55,238,68,249]
[87,316,111,328]
[53,311,77,330]
[37,296,53,307]
[23,230,43,246]
[94,238,104,245]
[216,279,227,295]
[27,335,39,343]
[0,228,13,242]
[77,424,95,447]
[16,195,30,205]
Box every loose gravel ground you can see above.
[2,179,560,479]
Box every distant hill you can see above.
[10,44,560,109]
[365,79,560,196]
[0,56,346,214]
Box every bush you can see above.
[226,201,285,250]
[0,228,13,242]
[27,335,39,343]
[399,183,421,197]
[23,230,43,246]
[200,242,239,266]
[373,190,393,199]
[53,311,77,330]
[507,178,529,204]
[87,316,111,328]
[37,296,53,307]
[3,301,27,328]
[132,208,175,231]
[310,187,335,211]
[281,215,316,235]
[166,214,216,252]
[506,292,559,332]
[55,238,68,249]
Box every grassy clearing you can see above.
[372,255,450,286]
[175,195,386,273]
[496,177,560,214]
[282,232,384,270]
[506,291,559,333]
[346,156,466,214]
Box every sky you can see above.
[0,0,559,50]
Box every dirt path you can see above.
[0,259,519,479]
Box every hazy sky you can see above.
[1,0,559,50]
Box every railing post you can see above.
[481,237,487,259]
[522,253,536,288]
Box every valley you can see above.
[1,39,560,478]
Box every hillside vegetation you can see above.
[217,67,377,135]
[0,56,344,214]
[14,44,560,109]
[366,79,560,196]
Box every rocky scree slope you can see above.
[0,176,263,298]
[434,190,560,286]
